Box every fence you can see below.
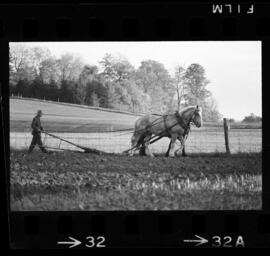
[10,119,262,154]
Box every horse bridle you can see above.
[188,108,200,126]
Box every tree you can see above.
[89,92,100,107]
[105,81,122,109]
[10,44,30,77]
[77,65,99,104]
[173,65,187,111]
[29,47,52,77]
[9,44,36,84]
[125,80,150,112]
[99,53,135,82]
[45,79,59,101]
[31,77,45,99]
[57,53,84,83]
[99,54,116,81]
[39,57,60,85]
[183,63,211,106]
[85,80,105,106]
[9,45,86,103]
[10,45,53,85]
[182,63,222,121]
[202,97,222,122]
[12,79,28,96]
[242,113,262,123]
[99,54,139,111]
[59,80,76,103]
[135,60,174,113]
[94,75,109,107]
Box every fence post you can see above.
[223,118,231,154]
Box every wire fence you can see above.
[10,121,262,154]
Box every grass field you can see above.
[10,98,139,132]
[10,150,262,211]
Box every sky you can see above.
[15,41,261,121]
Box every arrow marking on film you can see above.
[183,235,208,246]
[57,237,81,248]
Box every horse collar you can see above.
[174,111,190,133]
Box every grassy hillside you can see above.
[10,98,261,133]
[10,98,140,132]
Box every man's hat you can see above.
[37,110,43,114]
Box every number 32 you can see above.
[85,236,106,248]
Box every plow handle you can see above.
[42,131,86,151]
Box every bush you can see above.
[242,113,262,123]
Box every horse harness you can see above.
[162,115,170,136]
[161,110,195,138]
[174,111,193,138]
[143,108,197,141]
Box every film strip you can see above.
[1,1,270,250]
[9,212,270,248]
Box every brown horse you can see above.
[130,105,203,157]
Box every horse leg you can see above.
[137,134,147,156]
[129,132,142,156]
[165,140,172,157]
[174,136,187,157]
[182,147,187,157]
[174,137,184,156]
[168,134,177,157]
[174,140,182,156]
[181,136,187,157]
[144,134,154,157]
[139,143,146,156]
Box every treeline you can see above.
[9,44,221,121]
[242,113,262,123]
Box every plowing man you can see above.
[28,110,49,154]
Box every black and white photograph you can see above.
[9,41,262,211]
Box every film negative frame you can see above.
[1,1,270,250]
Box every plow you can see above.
[42,131,105,154]
[42,129,166,155]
